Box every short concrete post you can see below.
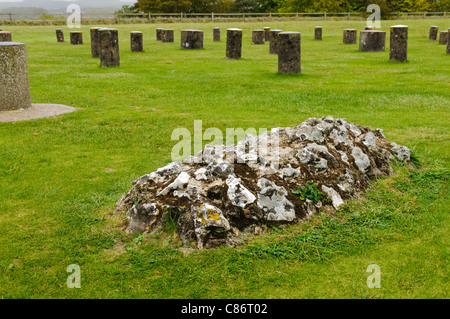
[90,27,101,57]
[269,29,283,54]
[359,30,386,52]
[429,26,438,41]
[252,30,265,45]
[263,27,271,41]
[156,28,163,41]
[447,28,450,55]
[0,31,12,42]
[314,26,322,40]
[131,31,143,52]
[365,26,373,30]
[99,28,120,68]
[161,29,174,43]
[0,42,31,111]
[56,28,64,42]
[181,29,203,49]
[343,29,357,44]
[226,28,242,59]
[213,27,220,42]
[390,25,408,62]
[70,31,83,45]
[278,32,301,74]
[439,31,448,45]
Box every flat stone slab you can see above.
[0,103,78,122]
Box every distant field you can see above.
[0,18,448,298]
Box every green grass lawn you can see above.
[0,18,449,299]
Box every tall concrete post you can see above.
[278,32,301,74]
[390,25,408,62]
[99,28,120,67]
[226,28,242,59]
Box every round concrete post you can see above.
[439,31,448,45]
[70,31,83,45]
[56,29,64,42]
[269,29,283,54]
[181,29,203,49]
[90,27,101,57]
[359,30,386,52]
[226,28,242,59]
[263,27,271,42]
[343,29,357,44]
[131,31,143,52]
[0,42,31,111]
[213,27,220,42]
[156,28,163,41]
[252,30,265,45]
[0,31,12,42]
[278,32,301,75]
[161,29,174,43]
[314,26,322,40]
[390,25,408,62]
[429,26,438,41]
[99,28,120,68]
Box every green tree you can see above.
[137,0,192,13]
[190,0,233,13]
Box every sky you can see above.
[0,0,138,10]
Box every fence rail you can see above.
[0,11,448,24]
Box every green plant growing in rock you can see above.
[292,182,325,203]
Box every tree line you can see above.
[122,0,449,14]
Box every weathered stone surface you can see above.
[131,31,143,52]
[226,28,242,59]
[359,30,386,52]
[115,116,410,250]
[343,29,357,44]
[156,28,163,41]
[0,31,12,42]
[390,25,408,62]
[315,26,322,40]
[263,27,271,41]
[439,31,448,45]
[70,31,83,45]
[0,42,31,111]
[181,29,203,49]
[278,31,301,74]
[252,30,265,45]
[213,27,220,42]
[429,26,438,41]
[447,28,450,55]
[90,27,101,57]
[56,29,64,42]
[99,28,119,68]
[269,29,283,54]
[161,29,174,43]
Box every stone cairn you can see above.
[343,29,357,44]
[390,25,408,62]
[0,31,12,42]
[213,27,220,42]
[181,30,204,49]
[278,32,301,74]
[161,29,174,43]
[226,28,242,59]
[70,31,83,45]
[429,26,439,41]
[252,30,265,45]
[359,30,386,52]
[99,28,120,68]
[90,27,101,58]
[0,42,32,111]
[156,28,163,41]
[447,28,450,55]
[269,29,283,54]
[131,31,143,52]
[314,26,322,40]
[114,117,411,250]
[263,27,271,42]
[439,30,448,45]
[56,29,64,42]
